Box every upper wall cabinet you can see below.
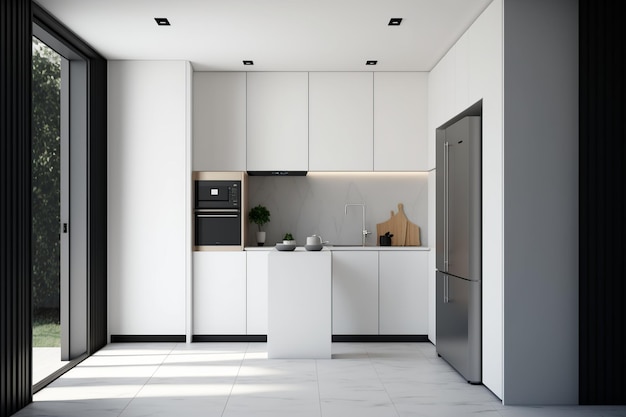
[246,72,309,172]
[374,72,428,171]
[193,72,246,171]
[309,72,373,171]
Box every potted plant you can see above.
[248,204,270,246]
[282,233,296,245]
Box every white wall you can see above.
[429,0,504,399]
[246,173,428,248]
[108,61,192,337]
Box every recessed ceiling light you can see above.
[243,60,254,66]
[388,18,403,26]
[154,17,170,26]
[366,60,378,66]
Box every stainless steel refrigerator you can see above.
[436,115,482,384]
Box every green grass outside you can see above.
[33,309,61,347]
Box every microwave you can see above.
[195,180,240,209]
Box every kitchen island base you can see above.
[268,249,332,359]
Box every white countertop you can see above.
[245,245,430,251]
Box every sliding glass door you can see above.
[32,29,89,389]
[31,36,68,384]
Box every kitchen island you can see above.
[267,247,332,359]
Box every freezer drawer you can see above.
[436,271,481,383]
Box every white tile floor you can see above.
[13,342,626,417]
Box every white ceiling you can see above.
[35,0,493,72]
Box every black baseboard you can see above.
[109,334,429,344]
[192,335,268,342]
[332,335,430,343]
[110,335,186,343]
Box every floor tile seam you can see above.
[314,360,324,417]
[111,343,179,417]
[365,347,402,417]
[218,342,249,417]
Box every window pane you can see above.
[32,36,65,384]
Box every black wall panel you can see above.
[579,0,626,405]
[1,3,107,416]
[1,0,33,415]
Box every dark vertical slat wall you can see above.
[87,58,108,352]
[579,0,626,405]
[1,0,33,416]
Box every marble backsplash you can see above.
[246,172,428,247]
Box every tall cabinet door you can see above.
[246,72,308,172]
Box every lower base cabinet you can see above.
[379,251,429,334]
[332,250,429,336]
[193,252,246,335]
[332,251,379,334]
[246,251,269,334]
[191,249,428,337]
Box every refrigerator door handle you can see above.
[444,141,450,269]
[444,274,449,303]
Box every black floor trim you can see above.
[192,335,268,342]
[332,335,429,343]
[110,335,186,343]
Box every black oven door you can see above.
[194,209,241,246]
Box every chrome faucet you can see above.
[344,203,371,246]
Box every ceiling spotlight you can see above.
[388,18,403,26]
[366,60,378,66]
[243,60,254,65]
[154,17,170,26]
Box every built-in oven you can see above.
[194,208,241,246]
[193,174,245,250]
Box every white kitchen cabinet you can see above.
[108,61,191,338]
[193,72,246,171]
[379,251,428,334]
[374,72,429,171]
[193,252,246,335]
[246,72,308,172]
[309,72,373,171]
[332,251,379,334]
[246,251,268,334]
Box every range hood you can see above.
[247,171,307,176]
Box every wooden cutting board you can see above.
[376,203,421,246]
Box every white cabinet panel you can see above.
[246,72,308,172]
[309,72,373,171]
[379,251,428,334]
[107,61,190,337]
[193,252,246,335]
[246,251,268,335]
[332,251,379,334]
[193,72,246,171]
[374,72,429,171]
